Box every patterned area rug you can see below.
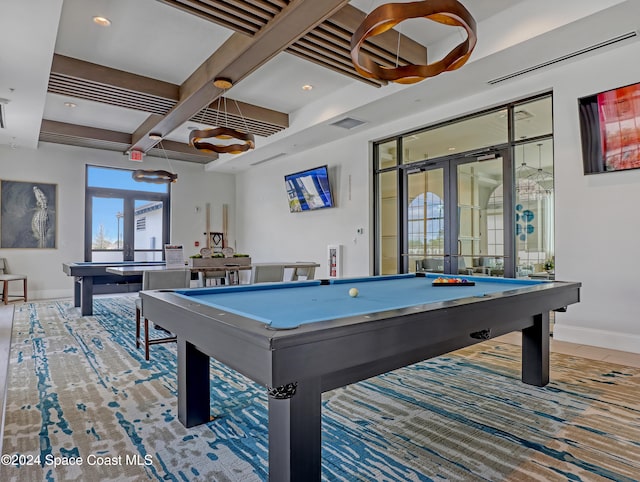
[1,297,639,481]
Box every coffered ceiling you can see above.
[1,0,638,172]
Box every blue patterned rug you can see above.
[1,297,639,481]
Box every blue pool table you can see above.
[140,273,581,481]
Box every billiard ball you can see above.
[349,288,359,297]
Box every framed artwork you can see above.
[1,180,57,248]
[579,80,640,174]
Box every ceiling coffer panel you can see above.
[47,54,289,142]
[158,1,427,87]
[159,0,285,35]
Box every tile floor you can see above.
[496,331,640,368]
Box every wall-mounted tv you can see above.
[284,165,334,212]
[578,81,640,174]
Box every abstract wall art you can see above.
[1,180,57,248]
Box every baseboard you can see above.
[553,324,640,355]
[28,289,74,301]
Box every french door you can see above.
[404,149,514,277]
[88,195,169,262]
[85,165,171,262]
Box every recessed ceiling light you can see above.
[93,16,111,27]
[448,147,456,151]
[149,133,162,141]
[302,84,313,91]
[64,102,77,108]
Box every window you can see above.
[85,166,170,262]
[374,93,553,278]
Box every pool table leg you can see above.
[73,278,81,308]
[268,379,322,481]
[177,339,210,427]
[80,276,93,316]
[521,312,550,386]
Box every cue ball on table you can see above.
[349,288,359,297]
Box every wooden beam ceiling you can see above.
[44,1,429,159]
[48,54,289,138]
[161,1,428,88]
[39,120,219,164]
[130,0,351,153]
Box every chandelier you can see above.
[516,143,553,200]
[189,78,255,155]
[350,0,477,84]
[132,138,178,184]
[132,169,177,184]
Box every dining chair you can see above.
[250,264,284,284]
[289,263,316,281]
[136,269,191,360]
[0,258,27,305]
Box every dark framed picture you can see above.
[578,81,640,174]
[1,180,57,248]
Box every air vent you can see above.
[250,152,287,166]
[488,31,638,85]
[330,117,367,130]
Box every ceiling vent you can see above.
[488,31,638,85]
[330,117,367,130]
[250,152,287,166]
[0,98,9,129]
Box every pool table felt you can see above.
[175,274,545,329]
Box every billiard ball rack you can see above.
[432,277,475,286]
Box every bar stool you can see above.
[0,258,27,304]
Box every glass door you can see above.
[85,166,171,262]
[406,164,447,274]
[453,153,508,277]
[90,196,125,262]
[406,150,511,277]
[133,198,166,261]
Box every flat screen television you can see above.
[284,165,334,212]
[578,81,640,174]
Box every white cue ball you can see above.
[349,288,359,297]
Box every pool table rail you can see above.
[140,279,579,391]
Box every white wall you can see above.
[237,40,640,353]
[552,43,640,353]
[0,142,235,300]
[235,139,372,279]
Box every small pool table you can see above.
[140,273,581,481]
[63,261,165,315]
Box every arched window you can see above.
[408,192,445,256]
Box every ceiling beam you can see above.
[49,54,288,130]
[40,119,218,163]
[51,54,179,100]
[130,0,350,153]
[161,2,426,87]
[40,119,131,144]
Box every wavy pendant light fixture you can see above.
[350,0,477,84]
[189,78,255,155]
[132,169,177,184]
[132,137,178,184]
